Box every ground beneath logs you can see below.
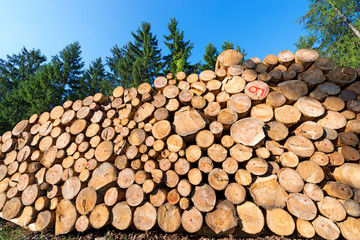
[0,218,317,240]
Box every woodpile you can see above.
[1,48,360,239]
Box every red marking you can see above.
[236,193,238,196]
[321,159,324,161]
[304,199,307,202]
[253,163,255,166]
[183,186,185,188]
[203,165,205,167]
[312,193,315,196]
[324,144,327,147]
[149,165,151,167]
[291,112,293,114]
[180,168,182,170]
[137,194,139,197]
[350,138,353,140]
[325,117,328,120]
[228,165,231,167]
[138,221,141,223]
[281,177,284,180]
[163,165,165,167]
[314,130,317,132]
[190,219,193,222]
[248,86,268,98]
[341,188,344,191]
[311,109,314,111]
[322,224,325,228]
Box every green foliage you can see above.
[163,17,199,75]
[296,0,360,67]
[0,48,48,133]
[79,58,115,99]
[200,43,219,71]
[108,22,162,88]
[50,42,85,100]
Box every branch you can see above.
[327,0,360,40]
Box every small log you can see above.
[249,176,288,209]
[244,81,269,101]
[333,163,360,189]
[62,177,82,200]
[36,210,55,231]
[181,207,203,233]
[89,204,110,229]
[2,197,22,220]
[318,196,346,222]
[205,201,237,235]
[277,50,295,67]
[17,205,36,228]
[192,184,216,212]
[338,217,360,240]
[266,208,295,236]
[287,193,317,220]
[173,107,208,137]
[278,80,308,102]
[126,184,144,207]
[285,136,315,158]
[278,168,304,193]
[295,49,319,69]
[222,76,245,94]
[215,49,243,70]
[55,199,77,235]
[117,168,135,189]
[75,215,90,232]
[207,144,227,163]
[95,140,114,162]
[230,143,253,162]
[234,169,252,186]
[327,67,357,87]
[88,162,118,191]
[133,202,157,231]
[230,117,265,146]
[343,199,360,217]
[274,105,301,126]
[312,216,340,240]
[195,130,214,149]
[157,203,181,233]
[296,218,316,238]
[250,103,273,122]
[323,181,353,200]
[224,182,246,205]
[227,93,251,117]
[111,201,132,230]
[246,158,268,176]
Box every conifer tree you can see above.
[108,22,162,88]
[79,58,114,98]
[296,0,360,67]
[200,43,219,71]
[163,18,199,75]
[51,42,85,100]
[0,48,47,132]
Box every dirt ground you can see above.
[0,218,313,240]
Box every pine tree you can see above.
[0,48,47,133]
[79,58,114,98]
[51,42,85,100]
[200,43,219,71]
[163,18,199,75]
[296,0,360,67]
[108,22,162,88]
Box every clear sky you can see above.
[0,0,309,67]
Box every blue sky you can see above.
[0,0,309,67]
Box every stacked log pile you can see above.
[1,48,360,239]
